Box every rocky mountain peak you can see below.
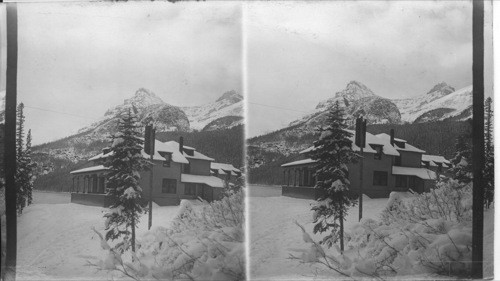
[334,80,375,100]
[426,82,455,96]
[216,90,243,103]
[123,88,164,108]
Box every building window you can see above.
[185,183,196,196]
[160,152,172,167]
[373,146,383,160]
[395,175,408,188]
[162,179,177,194]
[395,155,402,166]
[373,171,388,186]
[183,163,191,174]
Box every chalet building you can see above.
[69,137,236,207]
[211,162,242,182]
[281,129,450,199]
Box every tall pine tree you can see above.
[15,103,28,214]
[307,101,358,251]
[449,120,472,184]
[24,129,36,206]
[103,108,147,252]
[484,97,494,207]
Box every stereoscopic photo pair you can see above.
[0,1,495,281]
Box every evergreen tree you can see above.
[25,129,37,206]
[484,97,494,208]
[307,101,358,251]
[449,121,472,184]
[103,108,147,252]
[15,103,28,214]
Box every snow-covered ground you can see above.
[17,191,188,280]
[483,206,494,279]
[248,185,494,280]
[249,185,388,280]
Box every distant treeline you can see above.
[157,125,244,168]
[248,121,471,185]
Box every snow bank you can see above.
[293,180,473,279]
[94,191,245,281]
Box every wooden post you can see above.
[294,169,297,186]
[359,145,364,222]
[471,0,484,277]
[5,4,18,280]
[339,194,344,253]
[358,118,366,222]
[148,129,154,230]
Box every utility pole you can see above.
[355,117,366,222]
[5,4,18,281]
[471,0,484,278]
[145,124,155,230]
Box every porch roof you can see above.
[392,166,436,180]
[422,154,451,166]
[281,158,316,167]
[70,165,108,174]
[181,174,225,188]
[211,162,241,173]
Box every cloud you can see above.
[246,1,472,137]
[15,2,242,144]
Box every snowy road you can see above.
[249,185,388,280]
[17,191,182,280]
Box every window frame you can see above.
[162,178,177,194]
[395,155,402,166]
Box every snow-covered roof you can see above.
[162,141,215,162]
[181,174,225,188]
[392,166,436,180]
[70,165,108,174]
[376,133,426,153]
[299,129,400,157]
[422,154,451,165]
[88,139,215,164]
[211,162,241,173]
[281,158,317,167]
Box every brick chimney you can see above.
[179,136,184,153]
[390,129,395,146]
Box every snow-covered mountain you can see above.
[392,82,471,123]
[182,90,243,131]
[78,88,190,140]
[79,88,243,139]
[289,81,472,131]
[409,85,472,123]
[290,81,402,129]
[31,88,243,174]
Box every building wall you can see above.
[188,158,211,176]
[348,152,396,198]
[399,151,422,168]
[139,160,189,202]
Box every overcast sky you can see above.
[0,2,492,143]
[246,1,474,137]
[10,2,242,145]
